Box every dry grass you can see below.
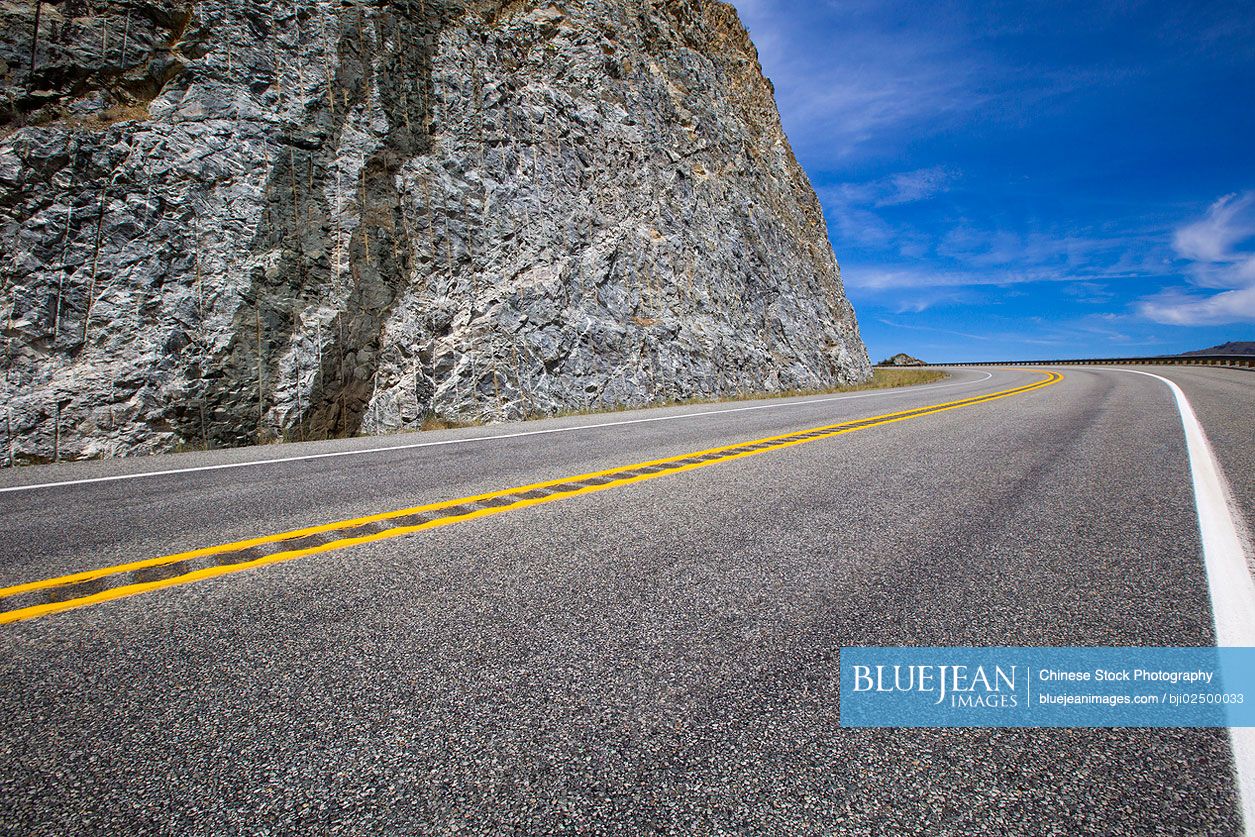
[844,367,948,390]
[420,413,478,432]
[166,368,948,447]
[532,367,949,422]
[67,104,151,131]
[1,103,152,138]
[667,367,949,405]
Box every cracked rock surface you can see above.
[0,0,869,464]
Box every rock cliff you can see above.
[0,0,869,464]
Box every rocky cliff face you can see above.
[0,0,869,464]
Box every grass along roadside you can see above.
[2,369,952,469]
[533,368,950,422]
[370,369,952,435]
[417,369,950,430]
[180,370,952,450]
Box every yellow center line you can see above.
[0,370,1061,625]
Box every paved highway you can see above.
[1,366,1252,834]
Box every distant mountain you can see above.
[1178,342,1255,357]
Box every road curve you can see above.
[1,366,1251,834]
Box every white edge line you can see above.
[1107,367,1255,834]
[0,371,995,495]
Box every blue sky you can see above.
[728,0,1255,362]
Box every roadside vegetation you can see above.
[273,369,952,441]
[534,367,949,422]
[419,413,479,432]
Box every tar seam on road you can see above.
[1107,368,1255,833]
[0,373,994,495]
[0,371,1060,625]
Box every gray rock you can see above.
[0,0,869,465]
[879,353,926,367]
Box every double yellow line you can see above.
[0,370,1061,625]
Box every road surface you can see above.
[1,366,1252,834]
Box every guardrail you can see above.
[919,355,1255,369]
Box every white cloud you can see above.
[1172,193,1255,264]
[850,266,1052,290]
[843,254,1153,292]
[848,267,995,290]
[1138,286,1255,326]
[1061,281,1116,304]
[826,175,1162,294]
[835,166,957,207]
[877,318,992,340]
[1139,192,1255,325]
[881,168,956,205]
[727,1,986,161]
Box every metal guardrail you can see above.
[921,355,1255,370]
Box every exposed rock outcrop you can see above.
[877,353,925,367]
[0,0,869,464]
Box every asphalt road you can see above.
[1,366,1251,835]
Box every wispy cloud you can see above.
[823,168,957,266]
[727,0,1254,359]
[875,312,1160,351]
[729,1,986,160]
[1138,192,1255,325]
[841,235,1162,291]
[877,318,992,340]
[825,164,1165,299]
[1138,286,1255,325]
[1061,281,1116,304]
[835,166,958,207]
[847,267,1005,290]
[1172,193,1254,263]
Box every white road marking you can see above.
[1110,367,1255,833]
[0,371,994,494]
